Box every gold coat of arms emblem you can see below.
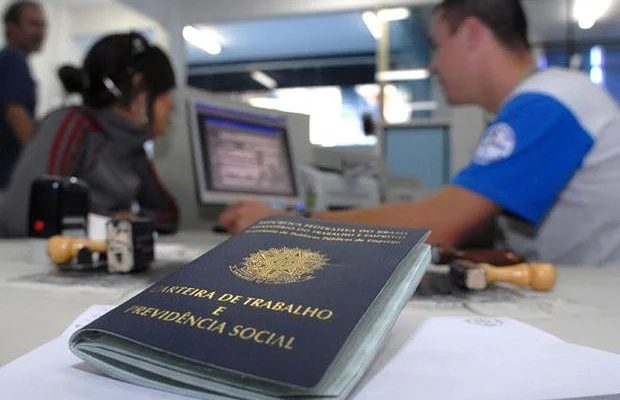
[229,247,329,284]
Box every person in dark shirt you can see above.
[0,1,46,188]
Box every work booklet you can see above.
[69,216,431,400]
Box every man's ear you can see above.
[6,21,17,38]
[460,16,486,50]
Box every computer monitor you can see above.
[187,93,301,208]
[384,121,451,189]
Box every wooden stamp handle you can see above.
[482,262,557,291]
[47,235,107,264]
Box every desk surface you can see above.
[1,232,619,367]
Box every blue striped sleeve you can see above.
[451,93,593,224]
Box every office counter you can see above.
[0,231,227,366]
[1,232,619,368]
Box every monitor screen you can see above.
[187,95,301,207]
[384,124,450,189]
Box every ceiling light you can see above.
[250,71,278,89]
[362,8,410,40]
[376,69,430,82]
[354,84,380,99]
[590,67,604,85]
[590,45,604,67]
[362,11,381,39]
[182,25,222,55]
[589,46,605,85]
[384,84,398,95]
[377,8,410,21]
[383,86,410,124]
[573,0,612,29]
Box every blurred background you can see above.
[2,0,618,226]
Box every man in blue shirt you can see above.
[218,0,620,266]
[0,1,46,188]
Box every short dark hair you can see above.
[434,0,530,50]
[3,1,39,26]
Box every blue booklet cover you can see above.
[70,216,429,393]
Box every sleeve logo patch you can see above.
[472,122,516,165]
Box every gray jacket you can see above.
[0,106,178,236]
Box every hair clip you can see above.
[102,77,123,98]
[129,32,148,57]
[132,37,146,55]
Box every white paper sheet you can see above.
[1,307,619,400]
[0,305,192,400]
[354,317,620,400]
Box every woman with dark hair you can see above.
[0,32,179,236]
